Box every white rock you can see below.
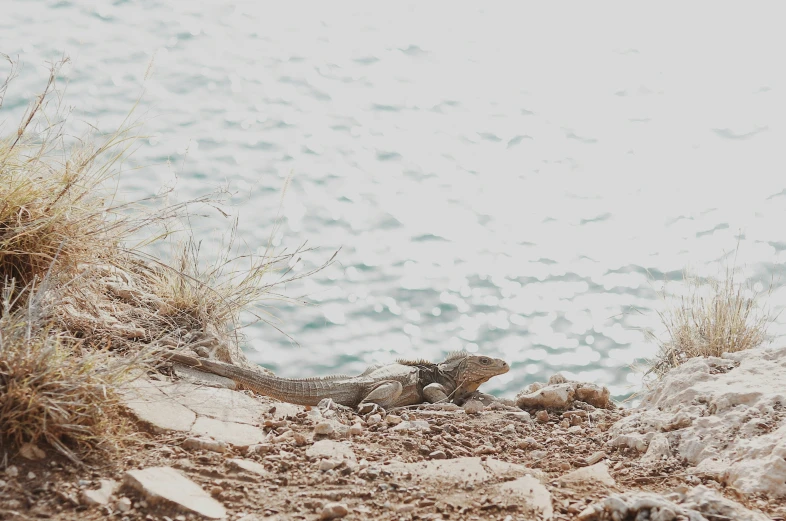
[463,400,485,415]
[81,480,119,506]
[391,420,430,432]
[320,502,349,519]
[494,476,553,519]
[182,437,227,453]
[306,440,357,465]
[116,497,132,512]
[349,423,363,435]
[385,414,403,425]
[608,345,786,497]
[227,458,269,477]
[366,414,382,425]
[4,466,19,478]
[318,459,341,471]
[314,422,335,435]
[576,486,769,521]
[516,383,575,409]
[559,462,616,487]
[640,433,671,466]
[123,466,226,519]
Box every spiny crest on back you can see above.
[397,350,469,367]
[444,350,470,362]
[396,357,437,367]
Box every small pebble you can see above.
[4,466,19,478]
[319,502,349,520]
[314,422,335,435]
[182,437,227,453]
[116,497,132,513]
[318,459,341,471]
[530,450,547,460]
[293,432,307,446]
[474,445,497,455]
[272,430,294,443]
[350,424,363,435]
[429,450,447,460]
[502,424,516,433]
[463,400,485,415]
[385,414,402,425]
[567,425,583,434]
[558,461,572,471]
[535,410,550,423]
[397,504,415,513]
[560,419,570,429]
[366,414,382,426]
[27,472,36,480]
[517,436,540,449]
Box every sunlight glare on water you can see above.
[2,2,786,399]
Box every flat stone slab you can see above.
[81,479,118,506]
[559,462,616,487]
[495,476,553,520]
[123,466,226,519]
[159,381,265,425]
[305,440,357,465]
[120,379,197,433]
[384,457,537,486]
[227,458,269,477]
[120,378,269,447]
[191,417,266,448]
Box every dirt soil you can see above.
[2,392,784,521]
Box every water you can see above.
[3,2,786,399]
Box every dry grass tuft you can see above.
[0,55,335,460]
[645,264,774,378]
[0,285,139,462]
[0,56,140,295]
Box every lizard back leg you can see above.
[357,380,403,413]
[423,383,450,403]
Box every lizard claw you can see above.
[357,402,385,417]
[318,398,337,411]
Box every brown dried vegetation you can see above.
[0,55,332,462]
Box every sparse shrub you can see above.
[0,286,137,462]
[646,264,774,377]
[0,55,334,460]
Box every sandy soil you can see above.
[2,392,783,521]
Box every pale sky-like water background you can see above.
[3,3,786,400]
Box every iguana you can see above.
[166,351,509,412]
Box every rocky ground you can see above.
[2,347,786,521]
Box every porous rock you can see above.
[516,379,612,410]
[576,485,769,521]
[607,345,786,497]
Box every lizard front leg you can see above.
[357,380,403,415]
[423,383,450,403]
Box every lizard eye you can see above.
[479,357,490,365]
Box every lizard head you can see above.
[440,352,509,400]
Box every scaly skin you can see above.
[166,351,509,411]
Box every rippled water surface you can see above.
[4,3,786,399]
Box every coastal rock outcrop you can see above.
[576,485,770,521]
[607,345,786,498]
